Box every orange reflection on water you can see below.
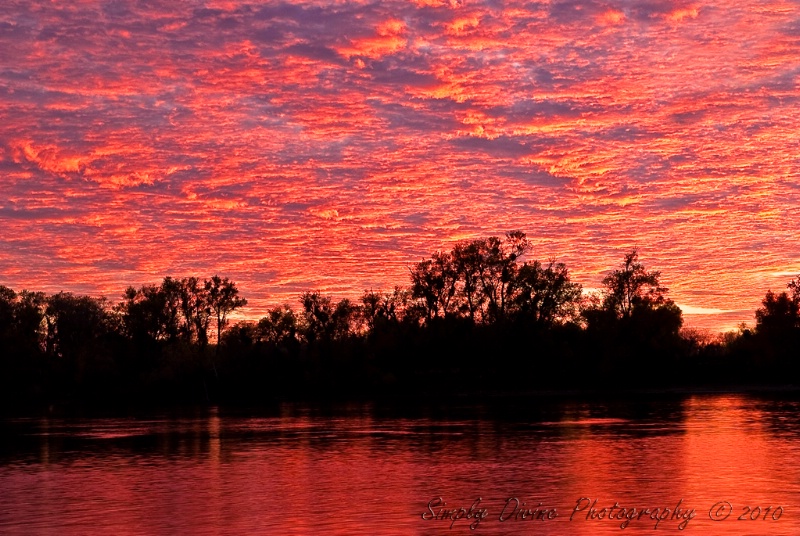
[1,396,800,535]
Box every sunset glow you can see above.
[2,0,800,332]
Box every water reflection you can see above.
[0,394,799,535]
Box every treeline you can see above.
[1,231,799,409]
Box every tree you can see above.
[789,277,800,302]
[360,287,410,330]
[117,283,180,344]
[409,251,458,321]
[14,291,47,352]
[178,277,211,346]
[158,277,184,341]
[601,249,669,319]
[331,298,359,339]
[257,305,301,345]
[117,276,241,347]
[205,275,247,348]
[755,289,800,333]
[451,241,485,321]
[474,231,529,323]
[0,285,16,326]
[0,286,17,348]
[583,251,683,370]
[220,321,258,348]
[0,285,47,352]
[753,278,800,370]
[410,231,531,325]
[45,292,112,360]
[300,291,333,343]
[301,291,359,342]
[509,259,582,325]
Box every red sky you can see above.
[2,0,799,332]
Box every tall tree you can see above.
[360,287,409,330]
[257,305,301,345]
[158,277,184,341]
[301,291,334,343]
[410,231,531,325]
[205,275,247,348]
[755,289,800,333]
[0,287,44,355]
[45,292,112,360]
[753,278,800,369]
[178,277,211,346]
[0,286,16,340]
[476,231,529,322]
[449,231,530,323]
[409,251,458,321]
[451,241,485,321]
[601,249,669,319]
[117,283,180,344]
[509,259,583,325]
[331,298,359,339]
[14,291,47,352]
[301,291,358,342]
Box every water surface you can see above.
[1,394,799,535]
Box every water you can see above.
[1,394,799,535]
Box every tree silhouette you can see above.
[410,251,458,322]
[755,290,799,333]
[14,291,47,352]
[601,249,669,318]
[300,291,361,342]
[159,277,185,341]
[205,275,247,348]
[509,259,582,325]
[753,277,800,375]
[756,275,800,333]
[474,231,529,323]
[118,282,181,344]
[0,287,44,354]
[0,286,16,341]
[300,291,333,343]
[257,305,301,345]
[7,236,800,406]
[178,277,211,347]
[451,241,485,321]
[410,231,531,324]
[360,287,410,330]
[44,292,112,361]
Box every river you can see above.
[1,393,799,534]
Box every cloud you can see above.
[678,304,737,315]
[0,0,797,332]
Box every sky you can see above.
[1,0,799,333]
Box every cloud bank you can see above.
[2,0,800,331]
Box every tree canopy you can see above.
[600,249,670,319]
[4,234,800,407]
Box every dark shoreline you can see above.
[3,239,800,417]
[4,382,800,419]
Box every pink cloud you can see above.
[0,0,798,332]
